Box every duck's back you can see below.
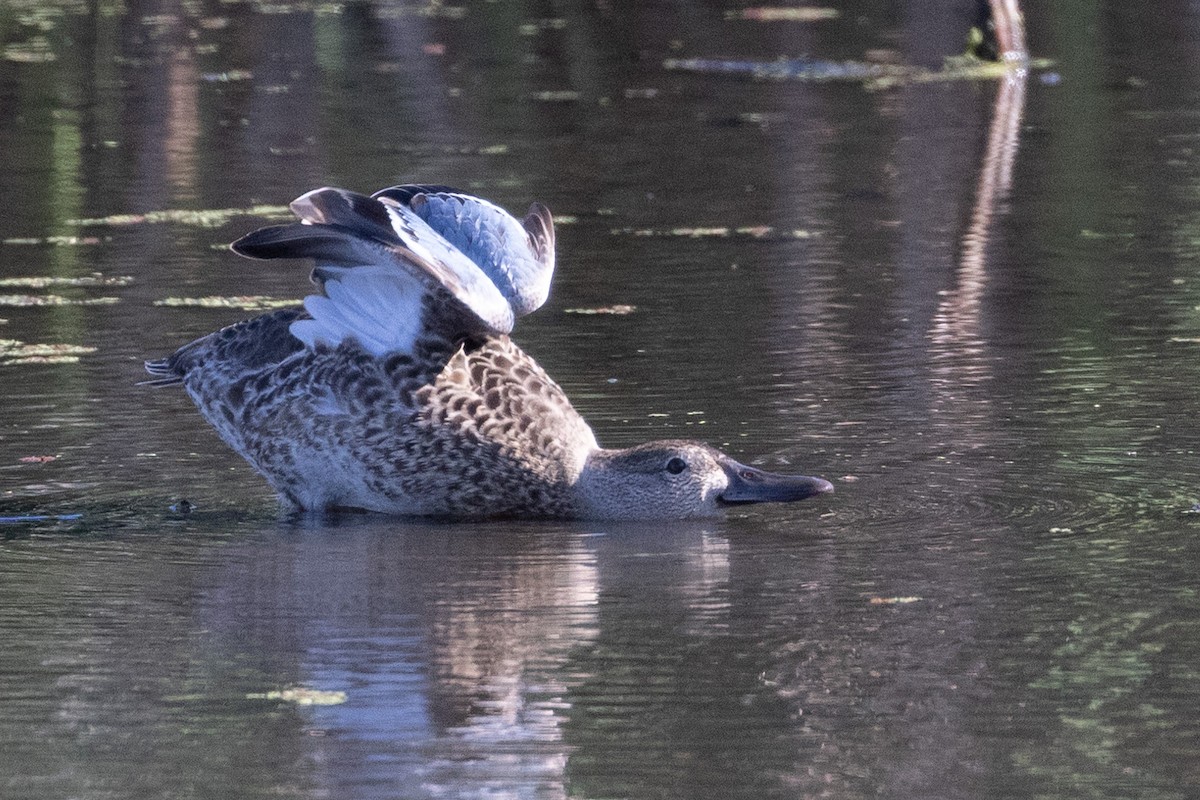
[150,308,596,516]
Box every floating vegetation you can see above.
[372,3,466,20]
[519,18,567,35]
[234,0,327,13]
[0,513,83,524]
[610,226,819,240]
[155,295,298,311]
[2,235,105,246]
[68,205,292,228]
[731,111,787,126]
[3,38,56,63]
[383,142,509,156]
[0,294,120,307]
[868,596,922,605]
[565,304,636,316]
[727,7,839,22]
[1080,229,1136,240]
[139,13,179,27]
[201,69,253,82]
[665,56,903,82]
[0,274,130,311]
[530,90,581,102]
[0,274,132,288]
[246,686,348,706]
[0,338,96,366]
[664,54,1049,88]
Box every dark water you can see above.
[3,1,1200,797]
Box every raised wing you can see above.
[231,185,556,356]
[373,185,555,318]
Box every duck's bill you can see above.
[718,458,834,505]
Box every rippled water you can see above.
[3,1,1200,798]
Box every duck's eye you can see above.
[665,457,688,475]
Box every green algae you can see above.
[2,235,106,246]
[664,53,1051,89]
[610,226,819,240]
[0,274,132,288]
[154,295,298,310]
[371,2,466,20]
[0,338,96,366]
[0,294,120,307]
[246,686,348,706]
[3,38,56,63]
[68,205,292,228]
[726,7,839,22]
[529,90,581,102]
[564,304,636,316]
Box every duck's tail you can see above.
[139,357,183,387]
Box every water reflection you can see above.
[0,519,751,798]
[931,66,1027,367]
[200,521,598,796]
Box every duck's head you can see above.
[574,440,833,520]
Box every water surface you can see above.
[3,1,1200,797]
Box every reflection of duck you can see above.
[146,185,832,518]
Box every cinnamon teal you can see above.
[145,185,833,518]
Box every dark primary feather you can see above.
[292,185,395,231]
[232,187,404,266]
[232,225,390,266]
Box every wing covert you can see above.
[373,185,556,318]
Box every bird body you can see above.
[147,185,832,519]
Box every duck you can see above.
[145,185,833,519]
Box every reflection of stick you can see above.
[989,0,1027,61]
[959,68,1028,274]
[931,67,1028,352]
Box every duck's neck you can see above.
[570,448,646,521]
